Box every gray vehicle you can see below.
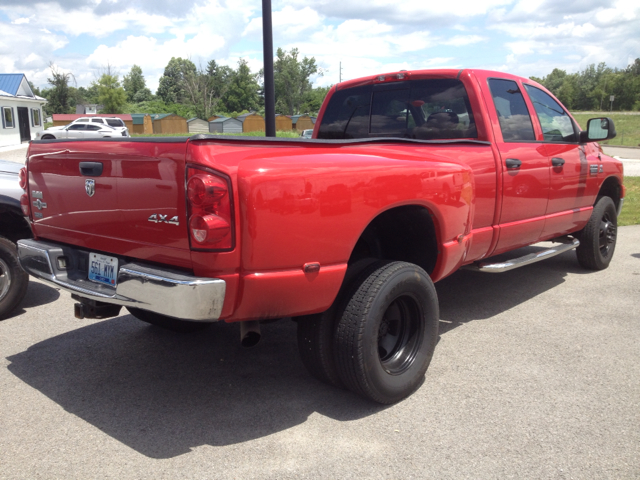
[0,160,30,319]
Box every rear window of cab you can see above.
[318,79,477,140]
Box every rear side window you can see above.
[106,119,124,127]
[90,119,103,123]
[317,79,476,140]
[488,79,535,142]
[524,85,578,142]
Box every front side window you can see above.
[2,107,15,128]
[32,109,41,127]
[68,124,85,130]
[317,78,476,140]
[524,85,578,142]
[488,79,535,142]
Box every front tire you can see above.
[576,196,617,270]
[0,237,29,320]
[334,261,439,404]
[126,307,209,333]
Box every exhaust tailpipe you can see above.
[240,320,261,347]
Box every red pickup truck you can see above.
[17,69,624,404]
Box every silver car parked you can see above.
[36,123,118,140]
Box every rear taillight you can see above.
[20,193,30,216]
[186,166,234,250]
[18,167,27,190]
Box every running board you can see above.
[464,237,580,273]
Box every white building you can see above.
[0,74,47,148]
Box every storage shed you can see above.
[275,114,292,131]
[52,114,133,132]
[187,118,209,134]
[291,114,314,132]
[208,115,221,122]
[209,116,243,134]
[237,112,265,133]
[151,113,187,134]
[130,113,153,134]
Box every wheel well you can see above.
[0,209,32,243]
[598,176,622,211]
[348,205,438,275]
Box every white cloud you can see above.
[442,35,487,46]
[243,6,323,37]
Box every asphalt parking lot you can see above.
[1,226,639,479]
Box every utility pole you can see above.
[339,61,343,83]
[262,0,275,137]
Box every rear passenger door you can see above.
[485,78,550,254]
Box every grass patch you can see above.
[131,130,302,138]
[571,113,640,147]
[620,176,640,226]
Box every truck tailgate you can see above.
[27,140,192,268]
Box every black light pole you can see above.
[262,0,276,137]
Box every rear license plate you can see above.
[88,253,118,287]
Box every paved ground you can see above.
[1,226,639,479]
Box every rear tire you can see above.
[126,307,209,333]
[0,236,29,320]
[296,258,379,388]
[334,261,439,404]
[576,196,617,270]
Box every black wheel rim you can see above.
[377,294,424,375]
[599,211,616,258]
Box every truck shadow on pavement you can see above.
[3,280,60,321]
[436,249,585,334]
[6,249,588,458]
[6,315,385,459]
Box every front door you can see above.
[17,107,31,143]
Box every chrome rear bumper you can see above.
[17,239,225,321]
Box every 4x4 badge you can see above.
[85,179,95,197]
[148,214,179,225]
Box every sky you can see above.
[0,0,638,93]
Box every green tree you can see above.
[301,85,331,115]
[45,63,74,114]
[156,57,197,104]
[220,59,261,113]
[96,74,127,113]
[122,65,148,102]
[273,48,321,115]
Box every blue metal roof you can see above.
[0,74,25,96]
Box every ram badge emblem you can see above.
[85,179,95,197]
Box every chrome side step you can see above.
[464,237,580,273]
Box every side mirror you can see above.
[579,117,617,143]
